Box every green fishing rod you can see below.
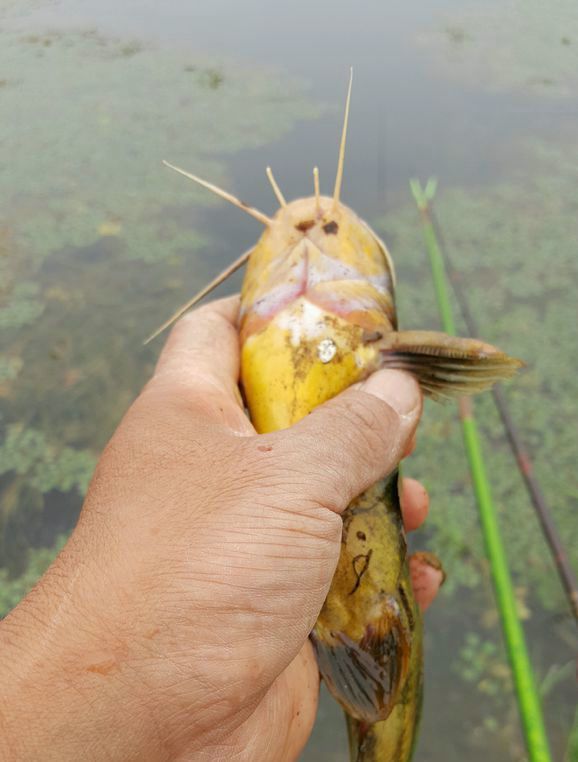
[430,209,578,625]
[410,178,552,762]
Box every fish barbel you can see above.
[148,70,522,761]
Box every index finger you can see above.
[152,296,252,431]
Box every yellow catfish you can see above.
[148,72,521,761]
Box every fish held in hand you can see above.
[149,68,522,761]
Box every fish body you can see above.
[154,75,522,760]
[238,195,520,759]
[239,197,417,740]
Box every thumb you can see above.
[263,369,422,514]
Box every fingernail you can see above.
[359,369,421,417]
[412,550,447,586]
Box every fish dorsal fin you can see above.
[376,330,524,400]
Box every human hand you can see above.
[0,297,443,762]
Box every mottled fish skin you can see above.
[239,194,520,762]
[239,195,422,761]
[310,473,421,727]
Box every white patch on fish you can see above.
[275,298,328,346]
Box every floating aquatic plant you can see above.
[376,141,578,610]
[0,282,44,332]
[0,424,96,495]
[0,0,56,19]
[373,138,578,761]
[0,355,22,385]
[0,20,320,589]
[0,534,66,618]
[0,26,320,271]
[418,0,578,97]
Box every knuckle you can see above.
[146,367,226,417]
[189,305,232,337]
[337,391,398,454]
[165,308,234,361]
[242,435,339,515]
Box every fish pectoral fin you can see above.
[374,330,524,400]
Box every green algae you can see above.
[0,355,23,384]
[0,26,319,271]
[419,0,578,97]
[0,534,66,617]
[0,282,44,331]
[0,424,96,495]
[0,0,57,19]
[376,140,578,610]
[375,138,578,760]
[455,633,513,697]
[0,23,321,354]
[0,424,96,574]
[0,21,320,573]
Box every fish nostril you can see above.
[295,219,315,232]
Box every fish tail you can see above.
[345,663,423,762]
[345,610,424,762]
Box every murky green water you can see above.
[1,0,577,759]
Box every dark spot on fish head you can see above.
[323,220,339,235]
[296,219,315,232]
[357,531,366,541]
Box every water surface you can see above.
[1,0,577,759]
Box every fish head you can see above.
[239,196,397,342]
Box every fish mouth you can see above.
[243,238,392,323]
[243,237,384,308]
